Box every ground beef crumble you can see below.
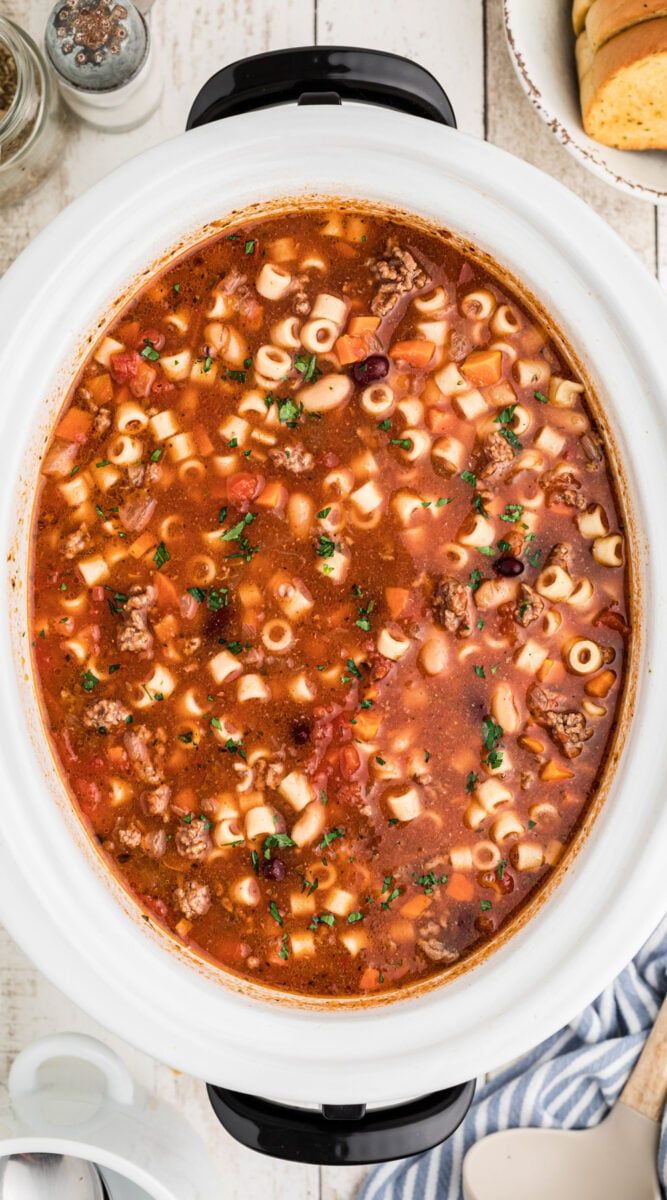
[369,240,430,317]
[527,683,592,759]
[431,575,470,635]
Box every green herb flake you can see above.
[263,833,296,859]
[347,911,364,924]
[317,507,332,519]
[473,664,486,679]
[390,438,412,451]
[461,470,477,487]
[378,418,392,432]
[268,901,283,926]
[81,669,99,693]
[150,448,162,462]
[534,390,549,404]
[480,899,493,911]
[293,353,321,384]
[319,827,344,851]
[500,504,525,524]
[244,239,256,255]
[141,340,161,362]
[153,541,170,569]
[466,771,478,794]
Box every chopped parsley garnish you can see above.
[251,850,259,873]
[268,901,283,926]
[497,858,508,880]
[390,438,412,451]
[153,541,170,569]
[378,418,392,432]
[187,586,206,603]
[263,833,296,859]
[486,749,504,770]
[483,716,504,752]
[203,355,213,373]
[319,827,344,851]
[534,390,549,404]
[81,670,98,692]
[294,353,321,383]
[468,568,484,592]
[279,398,301,425]
[466,771,478,793]
[316,534,338,559]
[173,283,181,294]
[500,504,525,523]
[223,737,247,761]
[480,899,493,911]
[461,470,477,487]
[360,698,373,710]
[436,496,452,506]
[317,507,332,520]
[309,912,335,930]
[244,239,255,255]
[376,756,386,766]
[150,448,162,462]
[381,888,401,910]
[528,818,537,829]
[472,493,489,517]
[141,340,160,362]
[346,657,362,679]
[494,404,522,450]
[526,547,542,569]
[479,546,495,557]
[279,934,289,960]
[178,731,194,744]
[473,665,486,678]
[224,368,247,382]
[222,514,256,541]
[347,911,364,924]
[108,663,121,674]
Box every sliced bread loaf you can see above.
[573,0,595,34]
[585,0,667,51]
[578,16,667,148]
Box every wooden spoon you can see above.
[463,994,667,1200]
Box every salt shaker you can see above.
[44,1,162,131]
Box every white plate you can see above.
[503,0,667,203]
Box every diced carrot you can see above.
[354,711,381,741]
[106,745,127,768]
[540,760,575,783]
[461,349,503,387]
[400,894,432,920]
[116,319,141,347]
[87,373,114,406]
[153,613,179,643]
[173,786,197,813]
[154,571,180,609]
[385,586,410,618]
[518,735,545,755]
[128,532,154,560]
[359,967,382,991]
[194,423,215,457]
[446,873,475,903]
[255,480,288,512]
[585,669,616,698]
[426,407,451,434]
[537,657,555,682]
[55,407,93,444]
[348,315,381,335]
[389,339,436,369]
[335,334,369,366]
[332,240,358,260]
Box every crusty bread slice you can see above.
[575,29,596,81]
[573,0,595,34]
[579,16,667,148]
[586,0,667,51]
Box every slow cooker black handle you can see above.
[186,46,456,130]
[206,1079,475,1165]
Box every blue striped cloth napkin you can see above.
[360,918,667,1200]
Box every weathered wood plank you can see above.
[1,0,314,272]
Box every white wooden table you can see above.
[1,2,664,1197]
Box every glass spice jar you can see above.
[0,15,66,208]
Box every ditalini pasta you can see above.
[31,208,630,998]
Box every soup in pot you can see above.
[30,207,630,997]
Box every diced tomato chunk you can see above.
[227,472,260,507]
[110,350,156,398]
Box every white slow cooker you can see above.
[0,47,665,1163]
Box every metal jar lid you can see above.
[44,1,148,93]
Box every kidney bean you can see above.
[352,354,389,384]
[292,719,311,745]
[493,555,524,577]
[263,859,286,881]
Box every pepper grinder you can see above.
[44,0,162,131]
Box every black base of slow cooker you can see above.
[206,1082,476,1165]
[193,41,465,1167]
